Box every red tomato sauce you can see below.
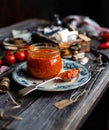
[27,48,62,79]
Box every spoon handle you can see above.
[18,85,38,96]
[18,77,56,96]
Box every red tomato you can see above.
[15,51,25,61]
[4,53,15,65]
[24,44,29,58]
[0,59,2,66]
[102,32,109,41]
[98,41,109,49]
[24,44,29,49]
[24,49,28,58]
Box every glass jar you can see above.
[27,43,62,79]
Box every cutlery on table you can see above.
[18,68,80,96]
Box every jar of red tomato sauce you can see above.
[27,43,62,79]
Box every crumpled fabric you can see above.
[0,66,9,74]
[63,15,109,37]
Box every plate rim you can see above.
[12,59,91,91]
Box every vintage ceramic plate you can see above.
[12,59,91,91]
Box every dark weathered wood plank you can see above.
[3,66,108,130]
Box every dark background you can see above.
[0,0,109,28]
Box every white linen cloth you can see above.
[63,15,109,37]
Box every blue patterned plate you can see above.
[12,59,91,91]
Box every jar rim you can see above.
[29,43,60,53]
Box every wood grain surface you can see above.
[0,19,109,130]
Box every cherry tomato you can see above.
[102,32,109,41]
[0,59,2,66]
[24,44,29,49]
[24,49,28,58]
[15,51,25,61]
[4,52,15,65]
[23,45,29,58]
[98,41,109,49]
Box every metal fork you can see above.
[69,53,107,103]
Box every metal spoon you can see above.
[18,77,57,96]
[18,76,73,96]
[18,69,79,96]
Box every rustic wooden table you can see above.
[0,19,109,130]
